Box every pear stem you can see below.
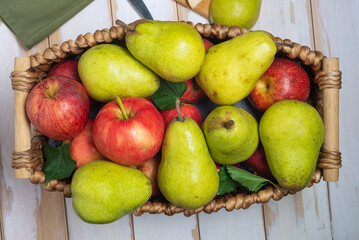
[115,20,135,32]
[275,42,294,48]
[175,98,184,122]
[224,120,235,129]
[116,96,129,120]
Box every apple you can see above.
[202,38,214,50]
[181,79,207,103]
[160,104,203,128]
[139,154,161,198]
[93,97,165,166]
[70,118,106,169]
[242,143,273,179]
[26,76,89,140]
[48,59,81,82]
[248,57,310,112]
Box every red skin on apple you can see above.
[181,79,207,103]
[202,38,214,51]
[242,144,273,179]
[48,59,81,82]
[70,118,106,169]
[139,154,161,198]
[160,104,203,128]
[26,76,89,140]
[93,97,165,166]
[180,38,213,103]
[248,58,310,112]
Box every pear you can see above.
[71,160,151,224]
[259,100,324,191]
[210,0,262,29]
[158,101,219,209]
[196,30,277,105]
[78,44,159,102]
[203,106,259,164]
[122,20,205,82]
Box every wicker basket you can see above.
[11,21,342,217]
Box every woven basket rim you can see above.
[11,21,342,217]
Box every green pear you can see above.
[158,113,219,209]
[124,20,205,82]
[203,106,259,164]
[210,0,262,29]
[78,44,159,102]
[196,30,276,105]
[71,160,151,224]
[259,100,324,191]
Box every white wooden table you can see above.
[0,0,358,239]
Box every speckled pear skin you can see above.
[71,160,151,224]
[203,106,259,164]
[196,31,277,105]
[125,20,205,82]
[158,117,219,210]
[259,100,324,191]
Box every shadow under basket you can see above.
[11,21,342,217]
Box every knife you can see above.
[128,0,154,20]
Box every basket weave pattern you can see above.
[11,22,342,216]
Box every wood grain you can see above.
[256,1,332,239]
[312,0,359,238]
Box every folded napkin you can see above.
[0,0,94,49]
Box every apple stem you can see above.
[44,85,54,98]
[275,42,294,48]
[175,98,184,122]
[224,120,235,129]
[116,96,129,120]
[115,20,135,32]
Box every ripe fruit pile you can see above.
[26,20,324,224]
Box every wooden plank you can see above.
[133,213,199,240]
[311,0,359,238]
[0,16,70,239]
[36,189,68,240]
[47,1,134,238]
[256,1,332,239]
[199,205,266,240]
[65,198,133,240]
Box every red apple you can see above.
[160,104,203,128]
[139,154,161,198]
[248,57,310,112]
[48,59,81,82]
[202,38,214,50]
[181,79,207,103]
[93,97,165,166]
[70,118,106,169]
[242,144,273,179]
[26,76,89,140]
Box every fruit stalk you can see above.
[175,98,184,122]
[275,42,294,48]
[116,96,129,119]
[224,120,235,129]
[115,20,135,32]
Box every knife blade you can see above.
[128,0,154,20]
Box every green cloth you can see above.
[0,0,94,49]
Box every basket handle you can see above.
[13,57,32,178]
[321,57,341,181]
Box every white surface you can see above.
[0,0,358,239]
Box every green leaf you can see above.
[226,165,281,192]
[43,143,76,185]
[150,79,188,110]
[217,165,238,195]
